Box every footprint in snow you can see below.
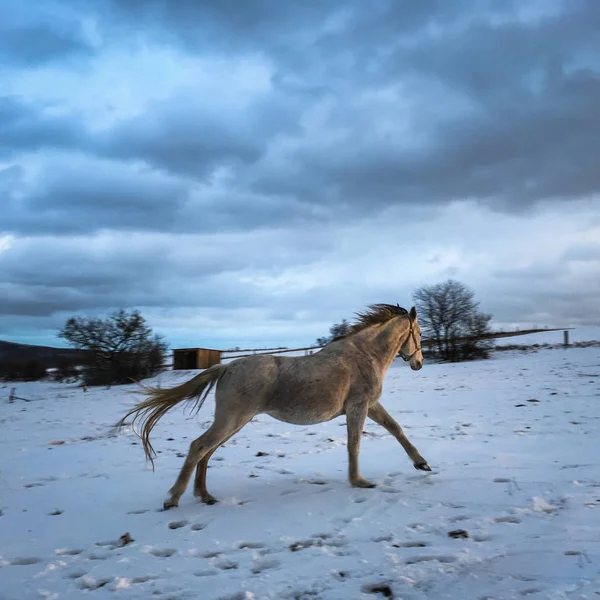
[87,552,109,561]
[405,554,456,565]
[149,548,177,558]
[64,569,88,580]
[77,575,111,590]
[372,535,393,543]
[251,556,280,574]
[494,515,521,524]
[55,548,83,556]
[194,569,218,577]
[362,583,394,598]
[7,557,43,566]
[392,541,429,548]
[168,519,188,530]
[238,542,265,550]
[213,557,238,570]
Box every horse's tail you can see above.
[116,363,228,468]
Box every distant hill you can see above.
[0,340,89,368]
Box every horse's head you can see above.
[399,306,423,371]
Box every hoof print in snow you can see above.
[527,398,540,403]
[87,553,109,561]
[251,557,280,574]
[448,529,469,539]
[494,515,521,524]
[238,542,265,549]
[149,547,176,557]
[56,548,83,556]
[194,569,217,577]
[77,575,111,590]
[520,588,543,596]
[214,557,238,570]
[372,535,393,543]
[65,569,88,580]
[49,509,63,516]
[255,451,269,457]
[168,520,188,530]
[362,583,394,598]
[190,523,207,531]
[9,557,42,566]
[289,540,314,552]
[405,555,456,565]
[392,541,428,548]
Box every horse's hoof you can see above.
[202,495,218,505]
[163,498,178,510]
[414,462,432,472]
[351,478,377,489]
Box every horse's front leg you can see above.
[368,402,431,471]
[346,403,376,488]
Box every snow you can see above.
[1,344,600,599]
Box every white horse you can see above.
[118,304,430,509]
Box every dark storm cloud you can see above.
[92,0,348,54]
[2,0,600,345]
[4,0,599,234]
[243,1,600,210]
[98,88,304,179]
[0,227,334,318]
[2,157,189,235]
[0,96,86,158]
[1,154,326,236]
[0,23,92,65]
[0,0,93,67]
[74,0,600,213]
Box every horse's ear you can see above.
[409,306,417,321]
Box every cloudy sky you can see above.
[1,0,599,350]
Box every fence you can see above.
[164,328,572,368]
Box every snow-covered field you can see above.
[1,339,599,599]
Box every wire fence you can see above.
[162,327,571,368]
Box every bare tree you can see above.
[58,309,168,385]
[413,279,492,361]
[316,318,352,347]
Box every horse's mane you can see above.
[333,303,408,341]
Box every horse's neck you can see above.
[352,318,409,373]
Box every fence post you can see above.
[564,330,569,347]
[9,387,15,403]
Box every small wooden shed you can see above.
[173,348,221,370]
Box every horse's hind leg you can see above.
[368,402,431,471]
[346,403,376,488]
[164,412,252,510]
[193,428,241,504]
